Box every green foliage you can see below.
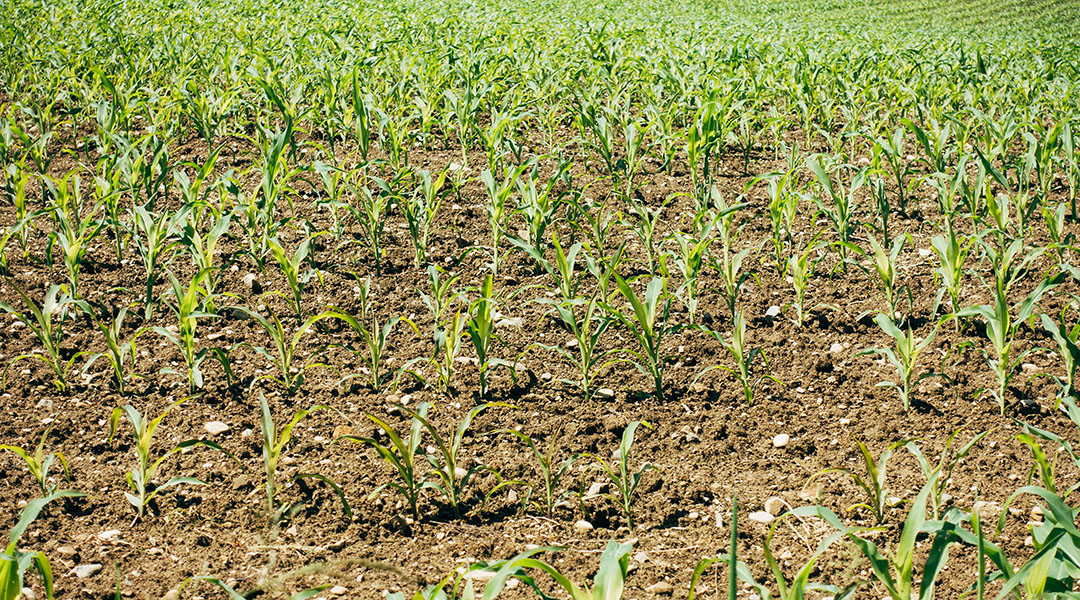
[0,283,85,392]
[860,313,942,411]
[109,398,232,520]
[0,490,85,600]
[587,420,655,530]
[808,437,912,525]
[0,427,71,498]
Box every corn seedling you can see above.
[480,165,526,275]
[0,490,85,600]
[807,437,912,525]
[257,394,344,535]
[496,426,580,519]
[667,225,713,325]
[333,403,429,520]
[1042,309,1080,407]
[0,283,85,392]
[855,231,908,319]
[830,473,958,600]
[179,209,231,299]
[808,157,863,271]
[587,420,656,530]
[404,402,509,518]
[329,308,418,393]
[108,398,233,521]
[603,274,678,401]
[0,427,71,498]
[42,172,104,300]
[268,236,320,318]
[787,236,821,328]
[466,274,515,399]
[957,266,1062,414]
[130,203,191,320]
[401,169,447,267]
[230,304,336,394]
[696,504,862,600]
[859,313,943,411]
[905,429,990,519]
[536,291,613,399]
[80,302,144,396]
[693,311,780,404]
[155,269,230,392]
[930,226,974,327]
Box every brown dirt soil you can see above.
[1,128,1078,599]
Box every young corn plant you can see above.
[401,169,447,267]
[957,268,1062,414]
[333,404,429,521]
[808,157,864,272]
[859,313,943,411]
[787,236,822,328]
[130,203,190,320]
[930,226,974,327]
[833,474,951,600]
[905,429,991,519]
[765,169,799,276]
[511,161,568,273]
[537,291,612,400]
[268,236,320,319]
[667,225,713,325]
[0,427,71,497]
[855,231,908,319]
[466,274,515,399]
[1042,309,1080,407]
[693,311,780,404]
[328,308,418,393]
[0,490,85,600]
[1041,201,1073,264]
[696,504,862,600]
[603,274,677,402]
[108,398,233,521]
[0,283,85,392]
[405,402,509,519]
[155,269,230,393]
[480,165,526,275]
[707,187,753,319]
[806,437,912,525]
[81,303,144,396]
[257,394,343,536]
[588,420,656,530]
[469,540,633,600]
[496,426,580,519]
[179,209,231,299]
[350,174,401,275]
[229,304,336,394]
[42,172,104,300]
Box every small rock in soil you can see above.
[829,342,844,353]
[595,388,615,399]
[20,588,35,600]
[748,511,775,524]
[57,546,76,556]
[764,497,785,516]
[204,421,229,435]
[330,586,349,595]
[70,564,103,579]
[574,520,594,530]
[162,590,180,600]
[242,273,261,293]
[765,305,781,318]
[772,433,790,448]
[646,581,674,595]
[633,551,649,563]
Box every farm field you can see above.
[3,0,1080,597]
